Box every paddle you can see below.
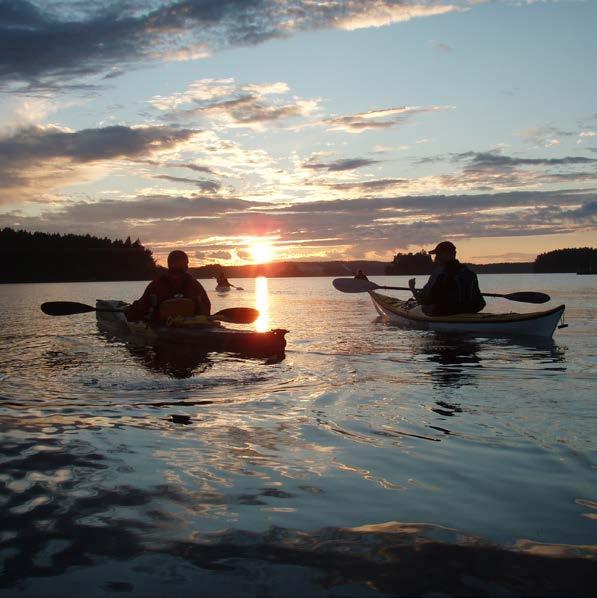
[40,302,259,324]
[332,278,551,304]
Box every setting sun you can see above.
[249,239,275,264]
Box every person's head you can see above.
[167,250,189,273]
[429,241,456,265]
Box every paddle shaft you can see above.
[331,278,551,304]
[41,301,259,322]
[374,285,547,303]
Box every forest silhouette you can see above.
[1,228,158,282]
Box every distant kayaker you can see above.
[126,250,211,322]
[409,241,486,315]
[216,272,231,288]
[354,269,368,280]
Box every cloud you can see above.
[175,162,216,174]
[432,41,453,51]
[155,78,319,129]
[150,78,287,110]
[153,174,221,193]
[3,188,595,262]
[577,131,596,144]
[453,151,597,168]
[413,150,597,192]
[0,123,199,202]
[315,105,450,133]
[208,250,231,260]
[0,1,465,91]
[303,157,381,172]
[324,178,409,193]
[331,1,458,31]
[519,126,574,148]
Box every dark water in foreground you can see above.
[0,275,595,596]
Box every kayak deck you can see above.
[369,291,565,338]
[96,300,287,357]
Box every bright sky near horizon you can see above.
[0,0,595,266]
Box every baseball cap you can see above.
[429,241,456,255]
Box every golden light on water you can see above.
[249,239,275,264]
[254,276,270,332]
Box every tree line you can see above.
[386,247,596,275]
[0,228,159,282]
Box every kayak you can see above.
[216,285,232,292]
[96,300,287,356]
[369,291,565,338]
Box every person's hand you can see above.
[408,278,416,290]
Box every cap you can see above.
[429,241,456,255]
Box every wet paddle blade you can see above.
[332,278,380,293]
[212,307,259,324]
[502,291,551,304]
[41,301,96,316]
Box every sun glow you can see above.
[249,239,275,263]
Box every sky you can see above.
[0,0,596,266]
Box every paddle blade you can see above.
[332,278,380,293]
[41,301,96,316]
[503,291,551,304]
[212,307,259,324]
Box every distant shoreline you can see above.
[0,271,576,285]
[3,229,595,283]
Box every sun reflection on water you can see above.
[254,276,270,332]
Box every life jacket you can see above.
[154,273,198,322]
[158,297,195,322]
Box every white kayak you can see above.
[369,291,566,338]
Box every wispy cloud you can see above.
[303,157,381,172]
[519,126,574,148]
[413,149,597,192]
[153,77,319,129]
[153,174,221,193]
[314,105,450,133]
[432,41,453,51]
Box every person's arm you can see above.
[471,273,486,311]
[193,280,211,315]
[408,275,438,305]
[411,273,442,305]
[408,278,421,300]
[125,282,155,322]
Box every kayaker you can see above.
[408,241,486,315]
[216,272,231,288]
[354,269,368,280]
[125,250,211,322]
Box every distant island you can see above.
[1,227,596,283]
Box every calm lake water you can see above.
[0,274,595,596]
